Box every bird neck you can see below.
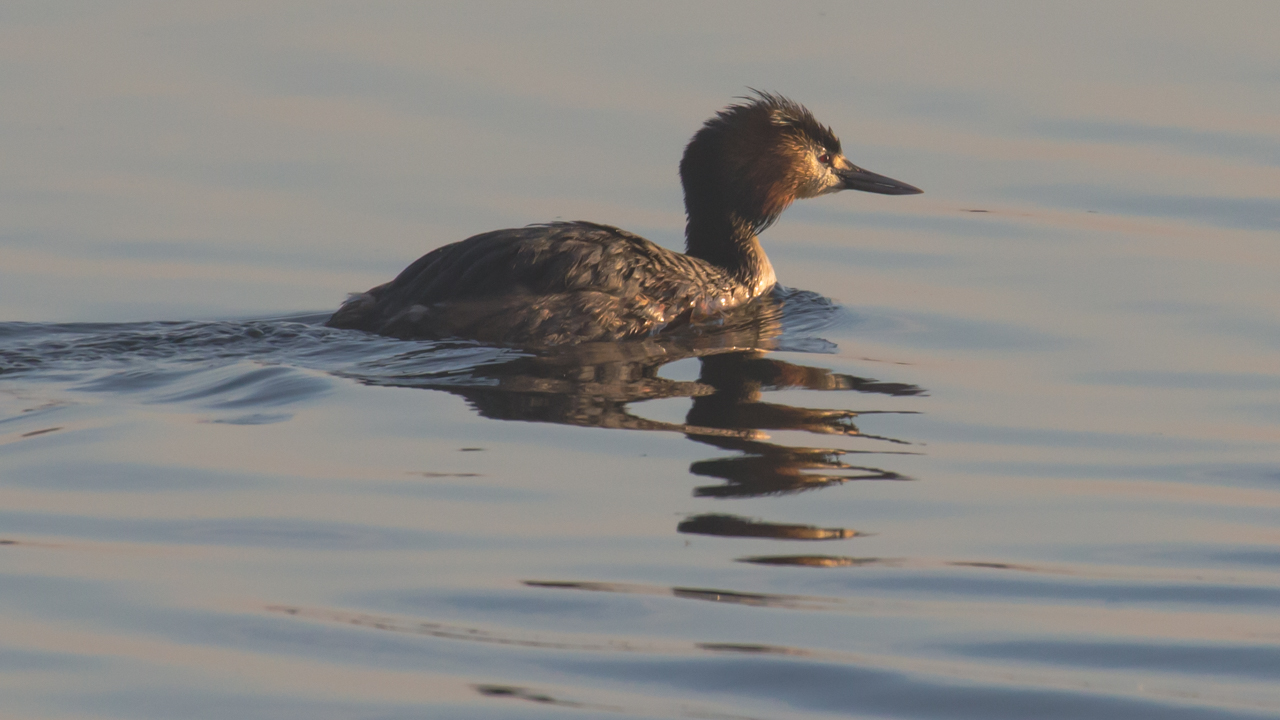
[684,210,776,296]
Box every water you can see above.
[2,3,1279,718]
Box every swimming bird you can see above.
[326,92,921,346]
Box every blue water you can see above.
[3,3,1279,718]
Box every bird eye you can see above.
[817,152,831,166]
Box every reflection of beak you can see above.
[836,165,923,195]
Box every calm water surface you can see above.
[2,3,1279,719]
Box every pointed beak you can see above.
[836,165,922,195]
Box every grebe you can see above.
[326,92,921,345]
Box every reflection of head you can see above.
[690,443,909,499]
[678,513,862,541]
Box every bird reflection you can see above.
[358,290,923,542]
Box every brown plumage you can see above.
[326,92,921,346]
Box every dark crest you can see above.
[689,91,842,154]
[744,90,842,154]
